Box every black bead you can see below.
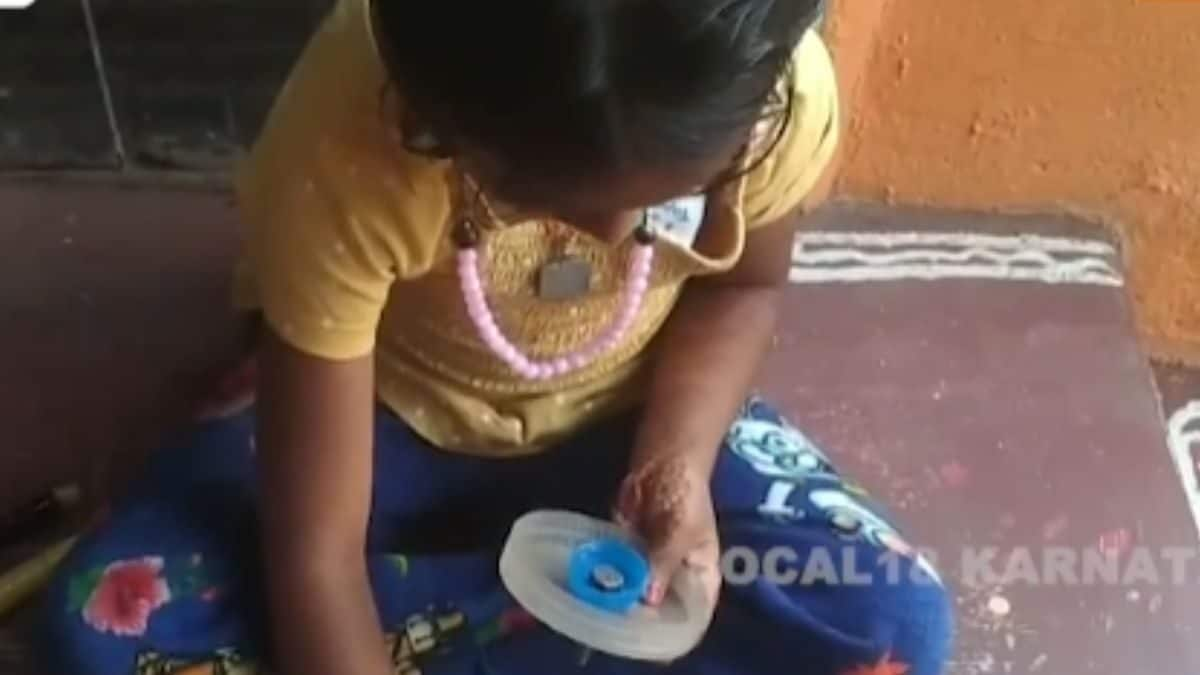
[453,218,480,248]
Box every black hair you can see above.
[373,0,822,188]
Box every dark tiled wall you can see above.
[0,0,331,170]
[2,0,828,172]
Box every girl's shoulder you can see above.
[741,29,841,228]
[231,0,460,361]
[234,0,453,278]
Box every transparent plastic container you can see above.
[499,510,712,661]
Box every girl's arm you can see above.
[631,143,839,480]
[619,215,794,605]
[621,162,837,598]
[630,215,794,477]
[256,328,393,675]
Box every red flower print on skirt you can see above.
[81,557,172,637]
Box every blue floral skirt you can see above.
[40,398,953,675]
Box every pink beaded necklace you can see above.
[454,217,657,381]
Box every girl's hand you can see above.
[614,456,722,610]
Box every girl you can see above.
[42,1,954,674]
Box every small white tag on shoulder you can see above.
[645,195,708,250]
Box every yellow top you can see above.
[231,0,840,456]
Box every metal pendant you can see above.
[537,256,592,300]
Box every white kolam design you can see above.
[1167,400,1200,541]
[790,231,1123,286]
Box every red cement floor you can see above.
[1,185,1198,674]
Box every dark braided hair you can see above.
[373,0,822,189]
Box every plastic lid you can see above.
[566,536,650,613]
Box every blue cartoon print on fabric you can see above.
[727,398,839,482]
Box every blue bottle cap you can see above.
[566,537,651,614]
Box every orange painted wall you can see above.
[822,0,894,121]
[830,0,1200,363]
